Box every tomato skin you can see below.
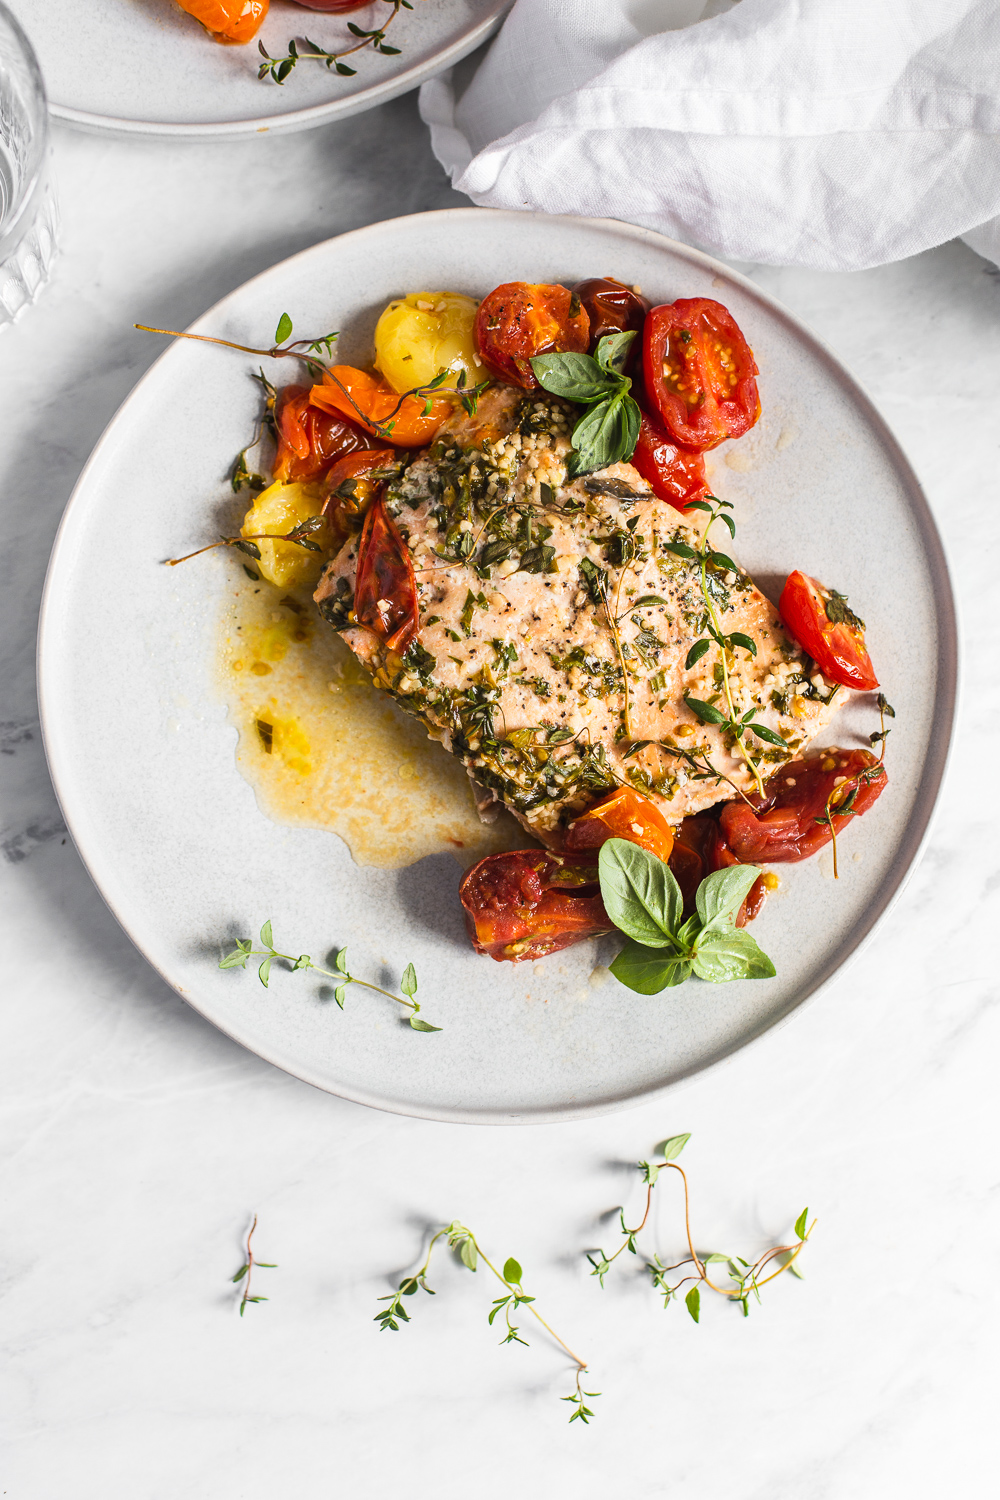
[322,449,398,538]
[273,385,374,484]
[631,404,709,511]
[564,786,675,864]
[720,749,887,864]
[572,278,649,366]
[474,283,590,390]
[177,0,268,43]
[459,851,612,962]
[353,495,419,655]
[309,366,452,448]
[643,298,760,452]
[779,571,878,690]
[670,817,765,927]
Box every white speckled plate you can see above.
[38,210,956,1121]
[9,0,507,138]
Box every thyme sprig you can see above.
[231,1214,277,1316]
[588,1133,813,1319]
[165,515,326,567]
[135,312,340,381]
[376,1222,597,1424]
[666,496,787,797]
[257,1,412,85]
[220,920,441,1032]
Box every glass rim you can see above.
[0,0,50,261]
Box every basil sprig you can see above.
[531,331,642,478]
[597,838,775,993]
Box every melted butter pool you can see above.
[217,568,527,869]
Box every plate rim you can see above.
[45,2,508,139]
[36,207,959,1123]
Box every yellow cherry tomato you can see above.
[241,481,331,590]
[373,291,481,395]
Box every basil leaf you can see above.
[610,938,692,994]
[691,928,776,983]
[599,838,683,947]
[794,1207,809,1240]
[595,329,636,376]
[695,864,762,928]
[568,391,641,477]
[530,351,615,404]
[660,1132,690,1161]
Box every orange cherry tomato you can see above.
[177,0,268,44]
[631,404,709,511]
[273,385,374,484]
[643,298,760,452]
[779,571,878,690]
[474,282,590,390]
[459,851,612,962]
[309,366,452,448]
[353,495,419,655]
[720,749,887,864]
[564,786,675,864]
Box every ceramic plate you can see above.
[11,0,506,138]
[38,210,956,1122]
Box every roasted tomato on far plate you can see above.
[720,749,887,864]
[630,405,709,511]
[474,282,590,390]
[459,850,612,962]
[643,297,760,452]
[779,571,879,690]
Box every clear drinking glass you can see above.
[0,1,57,327]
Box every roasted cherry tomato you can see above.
[643,298,760,451]
[273,385,374,484]
[631,405,709,511]
[564,786,674,864]
[177,0,268,43]
[670,817,765,927]
[309,366,452,448]
[353,495,419,654]
[322,449,398,536]
[474,282,590,390]
[572,278,649,366]
[779,571,878,690]
[459,850,612,962]
[720,749,887,864]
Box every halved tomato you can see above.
[177,0,268,43]
[459,850,612,962]
[309,366,452,448]
[779,571,878,690]
[643,298,760,451]
[273,385,373,484]
[720,749,887,863]
[474,283,590,390]
[631,405,709,511]
[352,495,419,654]
[564,786,674,864]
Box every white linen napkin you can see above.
[420,0,1000,271]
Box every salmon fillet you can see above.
[315,386,843,847]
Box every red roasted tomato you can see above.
[352,494,419,655]
[572,277,649,366]
[670,817,765,927]
[564,786,675,864]
[631,405,709,511]
[322,449,398,536]
[474,282,590,390]
[459,850,612,962]
[273,385,374,484]
[779,571,878,690]
[720,749,887,864]
[643,298,760,451]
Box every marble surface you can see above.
[2,96,998,1498]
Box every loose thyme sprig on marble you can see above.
[375,1222,599,1425]
[257,1,413,85]
[231,1214,277,1316]
[220,920,441,1032]
[587,1133,813,1319]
